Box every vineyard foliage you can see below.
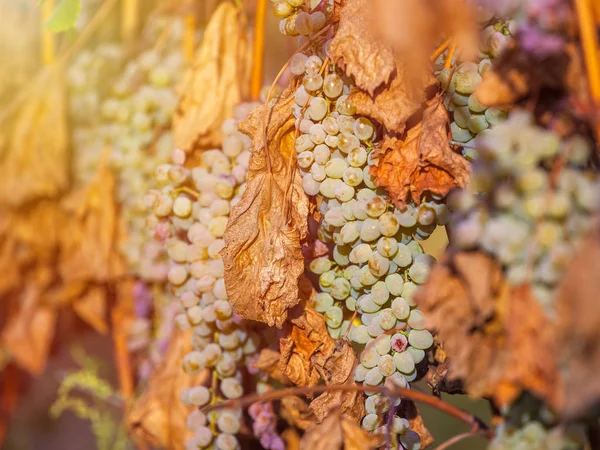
[0,0,600,449]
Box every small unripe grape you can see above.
[273,1,293,18]
[379,308,397,330]
[365,367,384,386]
[309,11,327,32]
[378,212,400,237]
[309,123,327,144]
[371,281,390,306]
[349,243,372,264]
[338,133,360,154]
[297,150,314,169]
[182,386,211,406]
[295,11,312,35]
[408,329,434,349]
[304,74,324,93]
[336,95,356,115]
[374,334,392,355]
[302,174,321,196]
[357,293,380,313]
[360,218,381,242]
[319,271,336,290]
[323,73,343,98]
[369,252,390,277]
[168,265,188,285]
[366,196,386,217]
[353,117,374,141]
[391,297,410,320]
[354,363,370,381]
[325,305,344,328]
[378,354,396,377]
[290,53,308,75]
[313,292,334,312]
[340,221,360,243]
[322,116,339,135]
[343,167,363,186]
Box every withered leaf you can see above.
[370,97,470,207]
[415,251,559,408]
[59,154,123,283]
[310,340,365,422]
[328,0,395,96]
[0,67,69,206]
[350,58,436,134]
[555,234,600,418]
[72,285,108,334]
[279,304,335,386]
[222,88,309,327]
[281,396,316,430]
[1,287,57,374]
[173,2,251,152]
[299,411,381,450]
[475,43,573,107]
[254,348,290,384]
[128,329,206,450]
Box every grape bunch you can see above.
[436,20,512,153]
[447,110,599,311]
[290,49,439,447]
[67,43,125,182]
[489,422,584,450]
[271,0,327,37]
[145,105,263,450]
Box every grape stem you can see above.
[251,0,268,100]
[202,382,492,438]
[430,37,452,63]
[448,140,477,149]
[444,40,457,69]
[435,430,486,450]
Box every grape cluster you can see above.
[67,43,125,182]
[448,111,599,311]
[489,422,584,450]
[436,21,512,153]
[146,105,263,450]
[272,0,327,37]
[291,49,438,447]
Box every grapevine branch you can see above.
[250,0,268,100]
[435,431,486,450]
[203,383,492,438]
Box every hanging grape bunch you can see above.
[286,26,453,448]
[447,110,600,311]
[146,104,265,450]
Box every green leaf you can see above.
[44,0,81,32]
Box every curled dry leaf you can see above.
[555,233,600,418]
[415,251,560,408]
[279,303,336,386]
[281,396,316,430]
[309,340,365,422]
[476,41,581,107]
[1,286,57,374]
[330,0,436,133]
[254,348,290,384]
[128,329,206,450]
[59,153,124,284]
[299,410,381,450]
[0,67,69,207]
[72,285,108,335]
[328,0,395,96]
[370,97,470,207]
[172,1,251,152]
[222,88,309,327]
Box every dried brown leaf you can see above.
[173,2,251,152]
[72,285,108,334]
[254,348,290,384]
[59,154,123,283]
[328,0,395,96]
[281,396,316,430]
[128,329,205,450]
[555,234,600,418]
[370,97,470,207]
[300,411,381,450]
[222,88,309,327]
[310,340,365,422]
[1,287,57,374]
[416,251,559,408]
[476,43,573,107]
[279,304,335,386]
[0,68,69,206]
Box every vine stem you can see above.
[435,431,485,450]
[574,0,600,144]
[41,0,56,65]
[444,40,457,69]
[251,0,268,100]
[203,383,491,437]
[430,37,451,63]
